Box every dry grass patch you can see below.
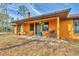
[0,34,30,48]
[0,34,79,56]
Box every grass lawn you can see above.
[0,34,79,56]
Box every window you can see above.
[42,22,49,31]
[30,24,34,31]
[74,18,79,33]
[18,24,21,32]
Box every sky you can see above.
[1,3,79,20]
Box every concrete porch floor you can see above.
[17,35,57,41]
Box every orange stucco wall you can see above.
[49,19,57,31]
[60,18,79,40]
[23,23,30,34]
[60,18,73,39]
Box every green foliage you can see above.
[18,5,28,17]
[37,20,45,26]
[0,3,13,32]
[0,13,9,20]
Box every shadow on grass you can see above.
[0,40,35,51]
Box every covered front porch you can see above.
[21,17,60,39]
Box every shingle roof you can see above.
[68,14,79,18]
[12,8,71,23]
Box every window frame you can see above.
[73,18,79,33]
[42,22,49,31]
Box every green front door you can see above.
[18,24,21,32]
[36,24,41,36]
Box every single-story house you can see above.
[12,8,79,40]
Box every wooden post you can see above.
[34,23,36,35]
[21,24,24,34]
[14,25,16,34]
[57,17,60,39]
[14,24,17,34]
